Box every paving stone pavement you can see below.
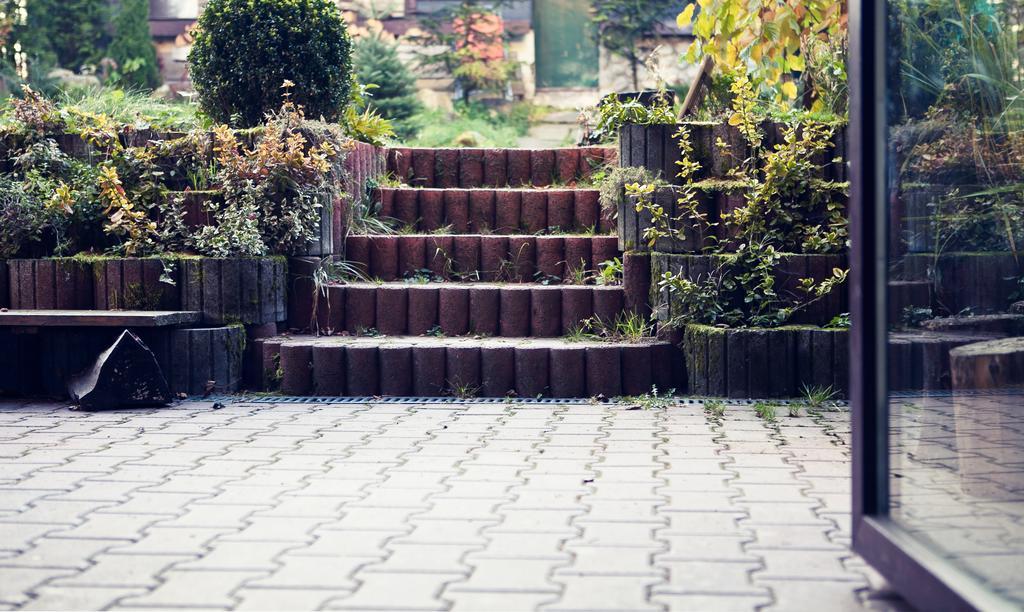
[0,398,911,611]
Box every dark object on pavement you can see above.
[68,330,172,410]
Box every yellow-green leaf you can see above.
[787,53,805,71]
[781,81,798,98]
[677,4,696,28]
[728,112,742,126]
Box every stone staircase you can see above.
[259,146,682,398]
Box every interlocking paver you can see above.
[0,400,898,611]
[117,569,269,608]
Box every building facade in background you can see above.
[147,0,694,107]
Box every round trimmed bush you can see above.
[188,0,354,127]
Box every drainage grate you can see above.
[202,395,855,407]
[228,396,598,405]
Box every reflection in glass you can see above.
[885,0,1024,604]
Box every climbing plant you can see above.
[678,0,847,105]
[629,76,849,327]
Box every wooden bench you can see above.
[0,310,201,328]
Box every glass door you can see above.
[851,0,1024,608]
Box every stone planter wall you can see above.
[618,184,848,254]
[7,257,287,325]
[180,257,287,325]
[899,253,1021,315]
[682,324,849,398]
[93,258,180,311]
[618,122,848,184]
[6,259,94,310]
[0,261,8,309]
[651,253,848,327]
[296,192,335,257]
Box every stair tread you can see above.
[347,233,617,238]
[379,186,601,192]
[328,281,623,290]
[269,334,664,348]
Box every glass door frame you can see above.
[849,0,1022,609]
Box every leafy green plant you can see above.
[826,312,851,329]
[632,76,849,329]
[787,404,802,418]
[410,0,518,104]
[354,34,421,138]
[106,0,160,90]
[595,257,623,286]
[341,80,396,147]
[188,0,354,127]
[590,92,676,143]
[678,0,846,106]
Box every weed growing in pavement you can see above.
[704,399,725,417]
[448,383,480,399]
[800,384,839,411]
[619,386,675,410]
[787,403,802,418]
[754,401,778,423]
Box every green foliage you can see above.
[629,76,850,328]
[50,87,205,131]
[590,0,680,90]
[0,87,352,259]
[619,387,675,409]
[354,35,421,138]
[107,0,160,91]
[188,0,354,127]
[407,103,530,148]
[341,81,396,147]
[566,311,655,343]
[679,0,846,107]
[704,398,726,419]
[895,0,1023,126]
[598,165,660,221]
[36,0,109,71]
[411,0,518,103]
[753,401,778,422]
[588,92,675,143]
[800,384,839,410]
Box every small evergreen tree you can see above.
[108,0,161,90]
[354,35,421,136]
[43,0,109,71]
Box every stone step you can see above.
[384,146,615,188]
[257,335,678,398]
[373,187,613,234]
[289,282,627,337]
[344,234,620,283]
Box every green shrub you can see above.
[107,0,161,91]
[188,0,354,127]
[354,35,421,137]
